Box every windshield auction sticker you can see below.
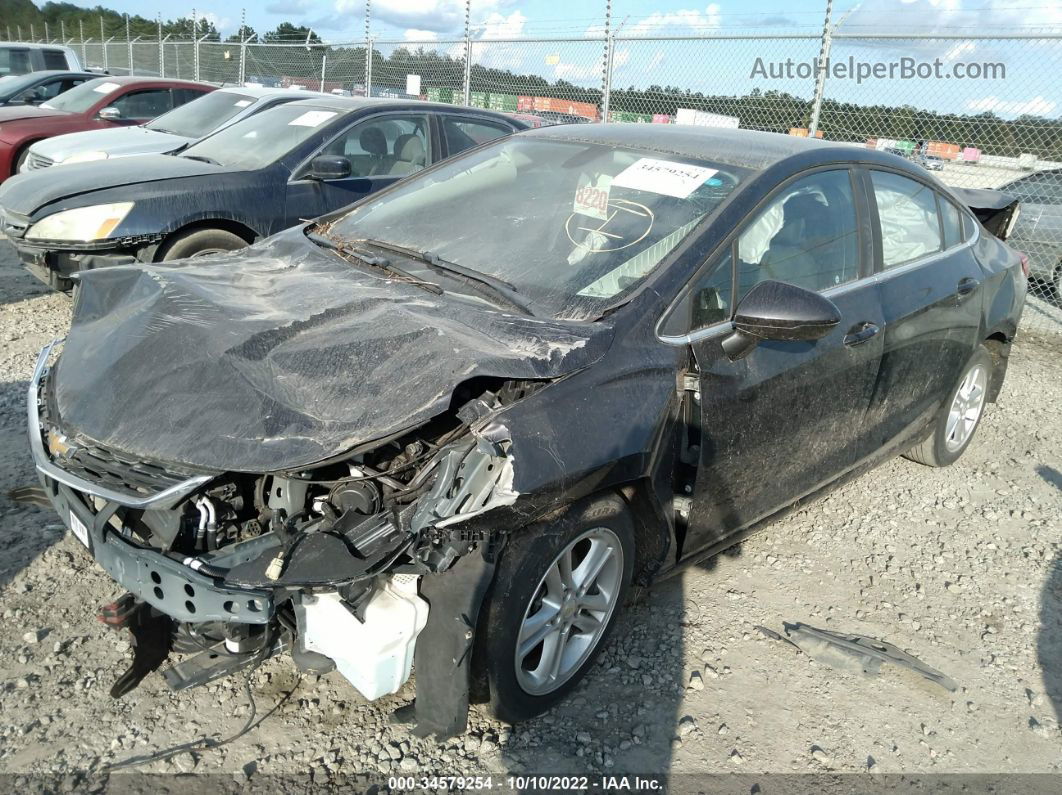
[93,82,121,94]
[612,158,718,199]
[288,110,338,127]
[573,175,613,221]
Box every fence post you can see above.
[60,21,65,44]
[320,53,327,92]
[104,37,112,72]
[31,25,35,42]
[158,15,164,77]
[808,0,834,137]
[364,0,372,97]
[125,15,133,76]
[80,21,86,64]
[193,9,200,82]
[45,22,49,42]
[238,9,247,86]
[462,0,472,105]
[600,1,613,122]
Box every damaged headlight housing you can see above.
[26,201,134,242]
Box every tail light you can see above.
[1018,252,1030,278]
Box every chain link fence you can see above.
[11,29,1062,331]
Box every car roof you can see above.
[83,75,213,89]
[0,42,77,52]
[523,123,841,171]
[216,85,331,100]
[277,95,519,116]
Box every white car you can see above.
[0,42,81,75]
[21,85,328,172]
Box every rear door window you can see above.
[870,171,943,268]
[42,49,69,70]
[442,116,513,156]
[938,196,963,249]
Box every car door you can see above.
[862,169,985,447]
[284,112,432,225]
[671,167,885,554]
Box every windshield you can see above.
[147,90,254,139]
[328,137,743,320]
[180,103,340,169]
[0,72,41,100]
[41,77,120,113]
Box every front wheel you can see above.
[478,494,635,723]
[158,228,249,262]
[904,346,993,467]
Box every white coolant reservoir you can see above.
[297,575,429,701]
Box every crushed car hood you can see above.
[0,153,226,215]
[30,126,191,164]
[51,231,612,473]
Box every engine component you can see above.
[294,575,429,700]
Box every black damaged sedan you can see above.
[28,125,1025,736]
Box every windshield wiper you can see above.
[307,231,443,295]
[357,238,533,316]
[181,154,221,165]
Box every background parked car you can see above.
[21,86,331,172]
[999,169,1062,298]
[0,76,215,180]
[0,70,95,108]
[0,42,82,75]
[917,154,945,171]
[0,97,526,289]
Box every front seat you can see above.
[761,194,829,291]
[388,133,426,176]
[356,126,391,176]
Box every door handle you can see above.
[843,322,880,347]
[957,277,981,296]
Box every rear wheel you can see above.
[478,494,634,723]
[158,228,249,262]
[905,346,992,467]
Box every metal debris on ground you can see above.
[758,622,958,692]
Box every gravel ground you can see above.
[0,238,1059,782]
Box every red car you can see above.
[0,76,214,181]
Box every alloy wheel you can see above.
[945,363,988,452]
[514,527,623,696]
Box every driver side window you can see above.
[736,169,859,298]
[319,115,430,178]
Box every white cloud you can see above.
[966,95,1057,117]
[840,0,1062,33]
[404,29,440,42]
[625,5,722,38]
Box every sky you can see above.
[65,1,1062,118]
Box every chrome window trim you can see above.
[28,340,213,509]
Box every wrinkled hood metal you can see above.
[0,153,227,215]
[52,230,613,473]
[30,126,190,164]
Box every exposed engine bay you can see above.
[33,336,548,735]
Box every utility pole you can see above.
[600,0,614,123]
[808,0,834,137]
[462,0,472,105]
[364,0,372,97]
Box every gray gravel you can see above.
[0,237,1059,779]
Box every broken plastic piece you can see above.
[759,621,958,692]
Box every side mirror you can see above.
[98,106,122,121]
[307,155,351,181]
[722,280,841,360]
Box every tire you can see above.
[904,346,993,467]
[479,494,635,724]
[158,228,248,262]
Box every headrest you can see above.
[359,126,387,156]
[395,133,425,164]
